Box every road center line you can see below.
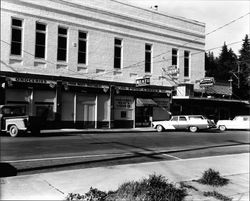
[162,154,182,160]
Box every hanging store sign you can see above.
[162,65,179,76]
[199,77,215,87]
[136,77,150,87]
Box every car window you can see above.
[171,116,178,121]
[179,116,187,121]
[2,107,25,116]
[243,117,249,121]
[189,116,203,120]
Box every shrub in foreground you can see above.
[203,191,232,201]
[66,174,187,201]
[197,168,229,186]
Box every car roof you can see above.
[172,115,203,117]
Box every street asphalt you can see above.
[1,128,249,200]
[1,153,249,200]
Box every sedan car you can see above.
[216,115,250,131]
[152,115,216,132]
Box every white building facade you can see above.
[0,0,205,129]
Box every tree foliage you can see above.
[205,35,250,100]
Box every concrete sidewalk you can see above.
[41,127,156,135]
[1,153,249,200]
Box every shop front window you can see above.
[36,105,54,121]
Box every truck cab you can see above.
[0,105,40,137]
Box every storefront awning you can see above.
[136,98,157,107]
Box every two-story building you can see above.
[0,0,206,129]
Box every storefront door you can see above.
[135,106,152,127]
[83,104,95,128]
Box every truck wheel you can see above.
[219,125,226,131]
[189,126,198,133]
[9,125,19,137]
[156,125,164,132]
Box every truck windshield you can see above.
[2,107,26,116]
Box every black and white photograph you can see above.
[0,0,249,200]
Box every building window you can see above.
[184,51,190,77]
[35,22,46,58]
[11,18,23,56]
[114,38,122,69]
[57,27,67,61]
[78,31,87,64]
[145,44,152,73]
[172,48,178,66]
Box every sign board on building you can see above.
[199,77,215,87]
[136,77,150,87]
[114,96,134,109]
[162,65,179,76]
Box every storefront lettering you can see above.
[14,77,47,84]
[115,97,133,109]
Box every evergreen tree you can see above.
[234,34,250,100]
[205,51,218,77]
[217,43,237,82]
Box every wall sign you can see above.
[136,77,150,87]
[9,77,56,85]
[200,77,215,87]
[114,96,134,109]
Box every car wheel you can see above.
[156,125,164,132]
[9,125,19,137]
[189,126,198,133]
[219,125,226,131]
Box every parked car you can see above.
[216,115,250,131]
[0,105,41,137]
[152,115,216,132]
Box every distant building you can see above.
[0,0,205,128]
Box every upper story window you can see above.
[35,22,46,59]
[114,38,122,69]
[78,31,87,64]
[172,48,178,66]
[57,27,68,61]
[11,18,23,56]
[145,44,152,73]
[184,51,190,77]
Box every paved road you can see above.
[1,130,249,175]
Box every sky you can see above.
[124,0,250,57]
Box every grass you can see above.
[196,168,229,186]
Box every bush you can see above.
[197,168,229,186]
[66,174,187,201]
[66,187,107,201]
[203,191,232,201]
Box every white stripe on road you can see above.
[2,153,133,163]
[162,154,182,160]
[2,151,181,163]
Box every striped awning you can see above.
[136,98,157,107]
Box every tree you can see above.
[234,34,250,100]
[217,43,237,82]
[205,51,218,77]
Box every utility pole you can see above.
[230,61,240,89]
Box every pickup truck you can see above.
[0,105,41,137]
